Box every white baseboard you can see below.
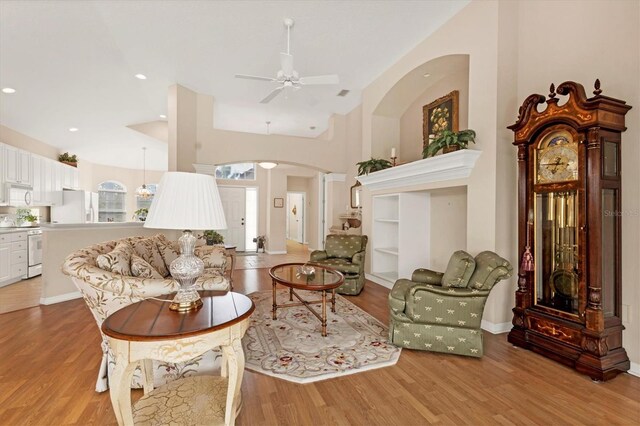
[40,291,82,305]
[481,320,512,334]
[365,273,394,289]
[629,362,640,377]
[265,250,287,255]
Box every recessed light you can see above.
[69,127,79,132]
[310,126,316,130]
[2,87,16,94]
[423,73,431,78]
[159,114,167,119]
[135,74,147,80]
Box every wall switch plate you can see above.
[621,303,631,324]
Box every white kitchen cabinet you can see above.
[3,145,32,186]
[0,243,10,282]
[60,163,78,189]
[0,144,5,204]
[0,231,27,285]
[32,155,44,205]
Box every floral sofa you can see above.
[62,234,229,392]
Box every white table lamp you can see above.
[145,172,227,312]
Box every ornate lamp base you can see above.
[169,230,205,313]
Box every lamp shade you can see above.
[144,172,227,231]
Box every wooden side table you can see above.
[102,291,254,426]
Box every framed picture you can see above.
[423,90,459,147]
[273,197,284,208]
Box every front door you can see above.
[218,186,246,251]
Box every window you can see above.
[98,181,127,222]
[135,184,158,210]
[215,163,255,180]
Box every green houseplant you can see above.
[203,230,224,246]
[356,158,393,176]
[16,208,38,226]
[133,208,148,221]
[423,129,476,158]
[58,152,79,167]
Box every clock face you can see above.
[536,130,579,184]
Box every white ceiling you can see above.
[0,0,468,170]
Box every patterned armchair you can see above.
[309,234,368,295]
[62,235,230,392]
[388,251,513,357]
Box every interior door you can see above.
[287,192,305,244]
[218,186,246,251]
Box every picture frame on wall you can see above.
[423,90,459,147]
[273,197,284,208]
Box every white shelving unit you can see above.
[371,192,430,287]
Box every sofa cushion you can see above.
[131,238,169,277]
[441,250,476,288]
[131,255,163,279]
[316,257,360,274]
[468,251,513,290]
[325,235,367,259]
[96,241,134,276]
[194,245,227,269]
[152,234,180,271]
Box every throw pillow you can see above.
[131,254,163,279]
[441,250,476,288]
[96,241,134,276]
[131,237,169,277]
[152,234,180,272]
[194,245,227,269]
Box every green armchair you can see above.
[309,234,368,295]
[388,250,513,357]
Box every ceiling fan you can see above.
[235,18,339,104]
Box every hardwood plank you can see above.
[0,260,638,426]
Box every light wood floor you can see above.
[1,260,639,425]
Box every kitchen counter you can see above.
[41,222,145,231]
[0,227,38,234]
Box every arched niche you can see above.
[370,54,470,162]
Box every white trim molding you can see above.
[481,320,512,334]
[357,149,482,191]
[40,291,82,305]
[265,250,287,255]
[365,273,394,289]
[629,362,640,378]
[324,173,346,182]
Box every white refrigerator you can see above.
[51,190,99,224]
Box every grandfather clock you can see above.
[507,80,632,381]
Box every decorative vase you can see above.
[443,146,461,154]
[61,161,78,168]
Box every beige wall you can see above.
[42,225,180,299]
[0,125,59,160]
[399,68,469,163]
[429,187,468,272]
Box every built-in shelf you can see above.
[375,247,399,256]
[375,218,399,223]
[357,149,482,191]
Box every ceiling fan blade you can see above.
[280,52,294,76]
[298,74,339,85]
[260,86,285,104]
[235,74,277,82]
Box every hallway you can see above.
[234,239,311,270]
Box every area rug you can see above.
[242,289,401,383]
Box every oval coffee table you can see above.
[269,263,344,337]
[102,291,254,426]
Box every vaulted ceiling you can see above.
[0,0,468,170]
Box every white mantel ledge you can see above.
[357,149,482,191]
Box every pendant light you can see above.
[136,147,152,198]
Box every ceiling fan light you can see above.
[258,162,278,170]
[136,184,152,198]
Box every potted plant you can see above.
[356,158,393,176]
[253,235,266,253]
[133,208,148,221]
[423,129,476,158]
[58,152,79,167]
[203,230,224,246]
[16,208,38,226]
